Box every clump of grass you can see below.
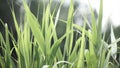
[0,0,120,68]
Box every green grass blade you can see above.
[48,30,73,64]
[97,0,103,40]
[22,0,45,56]
[85,49,90,68]
[64,0,74,59]
[89,2,97,46]
[77,18,86,68]
[104,49,111,68]
[4,23,11,68]
[110,26,117,59]
[69,36,82,62]
[11,10,20,36]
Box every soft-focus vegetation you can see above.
[0,0,120,68]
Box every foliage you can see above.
[0,0,120,68]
